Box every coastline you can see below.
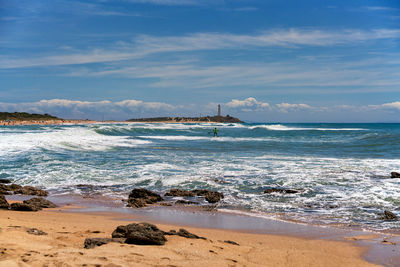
[1,194,399,266]
[0,119,99,126]
[1,122,400,265]
[0,119,227,126]
[0,201,383,267]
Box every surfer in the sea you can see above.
[213,128,218,137]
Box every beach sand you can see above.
[0,205,380,267]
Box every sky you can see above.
[1,0,400,122]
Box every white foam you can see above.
[249,124,365,131]
[138,135,277,142]
[0,126,151,156]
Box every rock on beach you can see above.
[165,189,224,203]
[383,210,398,221]
[85,222,205,248]
[0,184,48,196]
[112,222,166,245]
[391,172,400,178]
[0,194,9,209]
[127,188,163,208]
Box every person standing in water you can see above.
[213,127,218,137]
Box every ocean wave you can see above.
[138,135,278,142]
[249,124,366,131]
[0,126,151,155]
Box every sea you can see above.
[1,122,399,232]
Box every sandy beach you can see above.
[0,204,382,267]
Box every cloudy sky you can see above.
[1,0,400,122]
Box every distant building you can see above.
[218,104,221,116]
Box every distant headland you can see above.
[0,109,243,125]
[0,112,60,121]
[128,104,242,123]
[127,115,242,123]
[0,112,96,126]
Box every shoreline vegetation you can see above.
[0,112,243,126]
[127,115,242,123]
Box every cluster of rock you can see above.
[382,173,399,220]
[165,189,224,203]
[0,182,48,196]
[84,222,205,249]
[0,196,56,212]
[391,172,400,178]
[127,189,164,208]
[0,179,56,212]
[383,210,398,221]
[126,188,224,208]
[263,188,300,194]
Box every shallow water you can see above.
[1,122,399,231]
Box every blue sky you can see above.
[1,0,400,122]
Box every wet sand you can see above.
[1,195,398,266]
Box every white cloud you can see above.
[276,103,312,113]
[0,99,176,120]
[115,99,174,111]
[66,56,400,91]
[365,6,399,11]
[2,28,400,69]
[225,97,270,111]
[380,101,400,110]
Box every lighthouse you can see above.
[218,104,221,116]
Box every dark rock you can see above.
[164,228,205,240]
[191,189,224,203]
[129,188,163,202]
[175,229,204,239]
[163,229,177,235]
[213,179,229,184]
[165,189,195,197]
[325,204,339,209]
[383,210,398,221]
[174,200,199,205]
[127,188,163,208]
[8,184,22,191]
[127,198,147,208]
[84,238,125,249]
[164,188,224,203]
[112,222,166,245]
[204,191,224,203]
[264,188,299,194]
[0,184,12,195]
[0,194,9,209]
[13,186,48,196]
[26,228,47,235]
[10,203,41,212]
[23,197,56,209]
[224,240,239,246]
[391,172,400,178]
[0,179,12,184]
